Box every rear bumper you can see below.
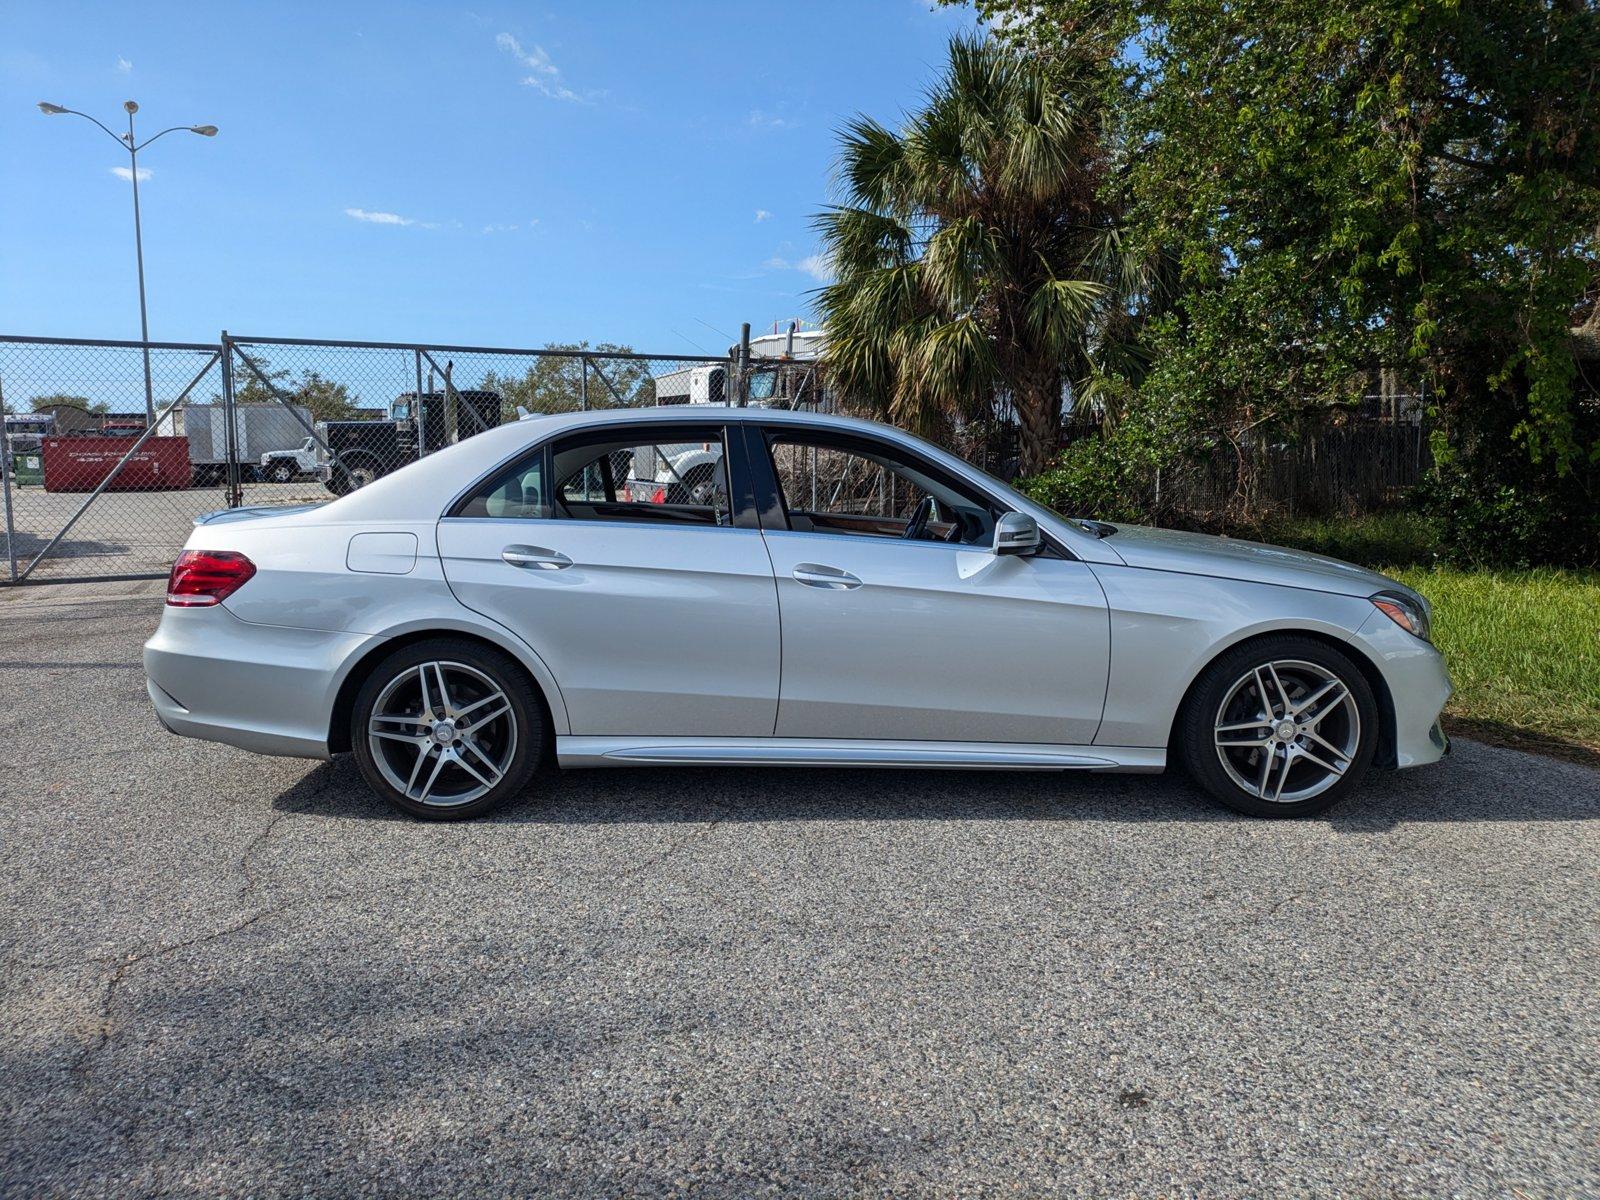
[143,604,379,760]
[1351,610,1453,769]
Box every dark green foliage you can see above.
[971,0,1600,564]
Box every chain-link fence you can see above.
[0,333,830,585]
[0,331,1432,585]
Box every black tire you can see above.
[269,461,295,483]
[665,463,717,506]
[1177,634,1379,818]
[350,638,545,821]
[327,457,381,496]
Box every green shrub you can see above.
[1418,443,1600,570]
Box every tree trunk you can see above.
[1014,375,1062,477]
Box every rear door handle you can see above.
[792,562,862,590]
[502,545,572,570]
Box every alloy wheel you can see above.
[1212,659,1361,803]
[366,660,518,808]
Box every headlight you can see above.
[1372,591,1431,642]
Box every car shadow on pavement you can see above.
[273,739,1600,830]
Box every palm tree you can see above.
[816,35,1127,475]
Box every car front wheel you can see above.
[350,639,544,820]
[1179,635,1379,818]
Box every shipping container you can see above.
[41,436,192,492]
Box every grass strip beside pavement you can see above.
[1387,565,1600,762]
[1248,514,1600,762]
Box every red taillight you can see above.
[166,549,256,607]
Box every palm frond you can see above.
[836,116,909,213]
[1026,273,1109,355]
[814,206,914,276]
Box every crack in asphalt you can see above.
[69,787,347,1092]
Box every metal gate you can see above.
[0,332,804,586]
[0,335,229,585]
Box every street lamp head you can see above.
[37,102,69,115]
[190,125,218,137]
[123,100,139,114]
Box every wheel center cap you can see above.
[432,720,457,745]
[1274,720,1297,741]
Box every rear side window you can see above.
[549,425,732,527]
[455,453,547,519]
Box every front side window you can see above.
[551,426,732,527]
[764,432,996,546]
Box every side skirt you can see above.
[556,736,1166,773]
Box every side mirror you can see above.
[993,511,1041,556]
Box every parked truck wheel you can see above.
[666,463,718,506]
[269,461,296,483]
[328,456,382,496]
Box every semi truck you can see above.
[317,389,503,494]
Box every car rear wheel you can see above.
[1178,635,1378,818]
[350,639,544,820]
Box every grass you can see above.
[1254,514,1600,760]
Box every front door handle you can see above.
[792,562,862,590]
[502,545,572,570]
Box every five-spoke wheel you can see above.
[352,639,542,819]
[1180,636,1378,817]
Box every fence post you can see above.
[0,374,18,583]
[737,323,751,407]
[580,357,590,411]
[219,331,243,508]
[414,350,426,456]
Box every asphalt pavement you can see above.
[1,595,1596,1198]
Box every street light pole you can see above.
[125,102,155,424]
[37,99,217,425]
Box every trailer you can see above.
[158,403,315,485]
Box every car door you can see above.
[750,424,1110,745]
[436,421,780,737]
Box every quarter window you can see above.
[455,454,546,519]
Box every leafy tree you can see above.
[26,393,107,414]
[231,367,360,423]
[480,342,657,420]
[975,0,1600,559]
[815,35,1143,474]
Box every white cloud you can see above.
[496,31,594,103]
[115,56,132,74]
[481,222,520,234]
[797,253,833,282]
[344,207,436,229]
[109,166,152,182]
[746,109,797,131]
[754,209,773,222]
[764,251,833,282]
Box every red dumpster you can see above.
[41,435,193,492]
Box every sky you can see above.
[0,0,981,358]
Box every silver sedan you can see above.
[144,406,1451,820]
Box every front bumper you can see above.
[144,603,379,760]
[1351,609,1453,769]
